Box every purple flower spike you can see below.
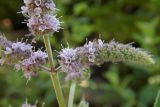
[59,39,154,81]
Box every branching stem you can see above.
[43,36,66,107]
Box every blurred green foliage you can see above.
[0,0,160,107]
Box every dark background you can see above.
[0,0,160,107]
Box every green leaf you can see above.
[74,2,88,15]
[104,66,119,86]
[137,18,159,37]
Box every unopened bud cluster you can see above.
[59,39,155,81]
[21,0,60,36]
[0,35,47,79]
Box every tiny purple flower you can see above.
[45,2,56,10]
[39,25,47,32]
[34,7,42,16]
[4,47,12,54]
[34,0,41,6]
[23,0,33,5]
[21,6,28,14]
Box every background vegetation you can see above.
[0,0,160,107]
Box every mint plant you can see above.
[0,0,156,107]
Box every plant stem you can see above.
[43,36,66,107]
[68,82,76,107]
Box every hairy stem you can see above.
[68,82,76,107]
[43,36,66,107]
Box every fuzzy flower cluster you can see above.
[27,15,60,35]
[21,100,45,107]
[21,0,56,16]
[0,35,48,79]
[4,41,33,65]
[59,39,155,81]
[20,50,47,78]
[21,0,60,36]
[22,103,36,107]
